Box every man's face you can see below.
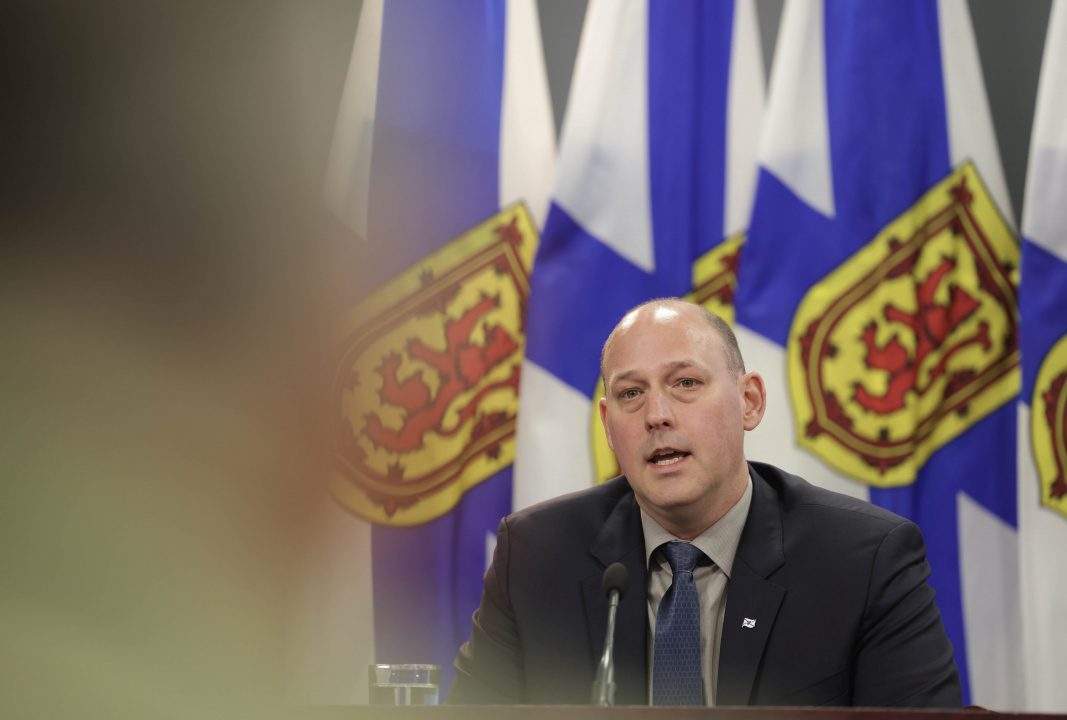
[599,304,764,535]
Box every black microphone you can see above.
[591,562,630,706]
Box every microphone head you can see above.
[602,562,630,599]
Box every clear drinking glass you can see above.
[368,664,441,705]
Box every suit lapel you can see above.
[582,485,648,706]
[717,466,787,706]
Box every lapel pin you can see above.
[742,618,756,629]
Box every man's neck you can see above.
[642,469,749,541]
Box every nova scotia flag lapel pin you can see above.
[742,618,756,629]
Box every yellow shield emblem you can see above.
[788,163,1019,487]
[1031,333,1067,520]
[332,204,537,526]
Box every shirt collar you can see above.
[639,470,753,578]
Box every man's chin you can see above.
[636,483,702,514]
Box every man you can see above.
[448,298,961,706]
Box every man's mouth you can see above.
[648,449,690,467]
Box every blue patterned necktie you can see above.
[652,540,704,706]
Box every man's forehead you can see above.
[618,302,684,329]
[608,358,707,386]
[612,303,707,349]
[605,315,719,380]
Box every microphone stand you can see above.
[591,587,621,706]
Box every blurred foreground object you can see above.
[0,1,364,717]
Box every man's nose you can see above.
[644,388,675,429]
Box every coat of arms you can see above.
[788,163,1019,486]
[332,205,537,525]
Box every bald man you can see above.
[448,299,961,707]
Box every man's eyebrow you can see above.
[609,360,701,387]
[609,369,642,387]
[659,359,702,376]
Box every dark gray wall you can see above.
[3,0,1050,232]
[536,0,1052,222]
[970,0,1052,220]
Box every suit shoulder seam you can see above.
[794,500,905,528]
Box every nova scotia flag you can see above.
[1019,0,1067,711]
[515,0,764,509]
[735,0,1021,708]
[292,0,554,702]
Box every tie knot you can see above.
[660,541,703,575]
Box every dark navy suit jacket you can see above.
[447,462,962,707]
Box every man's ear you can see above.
[599,397,614,452]
[740,371,767,431]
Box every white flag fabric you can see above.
[734,0,1022,708]
[1019,0,1067,711]
[515,0,764,511]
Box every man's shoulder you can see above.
[497,476,639,566]
[507,475,634,528]
[751,461,912,532]
[746,461,929,581]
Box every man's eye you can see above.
[679,378,696,389]
[621,389,639,400]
